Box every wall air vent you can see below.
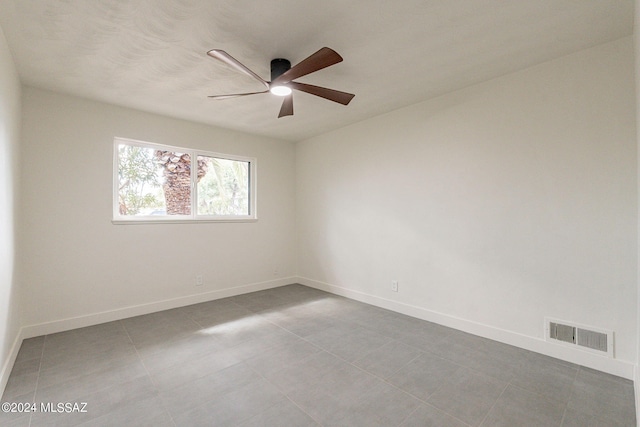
[545,318,613,358]
[549,322,575,344]
[576,328,608,353]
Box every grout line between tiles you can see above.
[558,365,581,427]
[274,384,323,426]
[222,336,324,426]
[119,320,178,427]
[396,404,422,427]
[26,339,46,427]
[244,300,493,426]
[478,381,509,427]
[294,333,476,426]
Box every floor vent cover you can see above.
[545,318,613,358]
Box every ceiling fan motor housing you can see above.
[271,58,291,81]
[207,47,354,118]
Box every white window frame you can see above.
[113,137,257,223]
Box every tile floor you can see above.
[0,284,636,426]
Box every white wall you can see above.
[634,0,640,420]
[0,27,22,390]
[19,88,296,331]
[297,37,637,375]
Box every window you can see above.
[113,138,256,222]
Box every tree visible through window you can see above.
[114,138,255,221]
[197,155,249,216]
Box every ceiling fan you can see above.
[206,47,355,118]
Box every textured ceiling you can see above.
[0,0,633,142]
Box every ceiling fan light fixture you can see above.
[270,85,292,96]
[207,48,354,117]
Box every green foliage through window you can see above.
[197,156,249,216]
[117,144,164,215]
[114,138,255,221]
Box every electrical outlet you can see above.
[391,280,398,292]
[196,275,204,286]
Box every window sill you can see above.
[112,218,258,225]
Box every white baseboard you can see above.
[21,277,295,339]
[297,277,636,380]
[0,327,25,399]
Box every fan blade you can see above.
[278,94,293,118]
[272,47,343,85]
[207,49,269,89]
[289,82,355,105]
[208,90,269,100]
